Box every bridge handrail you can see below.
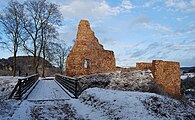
[55,74,81,98]
[9,74,39,99]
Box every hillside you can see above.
[0,56,60,76]
[181,66,195,73]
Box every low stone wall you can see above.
[78,70,155,93]
[115,67,136,72]
[136,62,152,70]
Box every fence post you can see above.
[17,79,22,100]
[75,78,78,99]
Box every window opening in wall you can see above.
[84,59,89,68]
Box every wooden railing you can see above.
[55,74,81,98]
[9,74,39,100]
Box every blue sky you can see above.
[0,0,195,67]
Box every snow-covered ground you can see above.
[181,73,195,80]
[0,76,195,120]
[2,88,194,120]
[0,76,19,99]
[181,75,188,80]
[0,76,20,119]
[79,88,158,120]
[79,88,195,120]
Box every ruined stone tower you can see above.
[66,20,116,77]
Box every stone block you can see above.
[152,60,181,98]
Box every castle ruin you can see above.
[66,20,116,77]
[66,20,181,98]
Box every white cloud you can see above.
[121,0,133,11]
[108,26,121,32]
[176,1,186,8]
[101,37,118,45]
[176,16,188,21]
[130,16,171,33]
[143,0,162,8]
[166,0,187,8]
[161,24,195,39]
[161,33,182,39]
[191,0,195,6]
[186,29,195,34]
[139,0,195,13]
[130,15,149,25]
[185,8,195,13]
[59,0,132,20]
[143,23,171,33]
[92,1,120,16]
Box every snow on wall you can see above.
[78,70,156,93]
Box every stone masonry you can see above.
[152,60,181,98]
[136,62,152,70]
[136,60,181,98]
[66,20,116,77]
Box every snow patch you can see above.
[68,99,109,120]
[0,76,20,99]
[79,88,195,120]
[79,88,160,120]
[0,99,21,120]
[143,95,195,119]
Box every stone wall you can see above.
[136,62,152,70]
[136,60,181,98]
[152,60,181,98]
[66,20,116,77]
[115,67,136,72]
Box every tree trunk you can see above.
[33,54,37,74]
[42,44,45,77]
[13,50,17,77]
[35,43,43,74]
[42,57,45,77]
[33,39,37,74]
[60,56,62,74]
[35,59,39,74]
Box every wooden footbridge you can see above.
[9,74,82,100]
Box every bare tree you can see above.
[41,25,59,77]
[21,0,62,74]
[45,41,71,74]
[59,45,71,74]
[0,0,24,76]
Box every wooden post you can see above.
[17,79,22,100]
[75,78,78,99]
